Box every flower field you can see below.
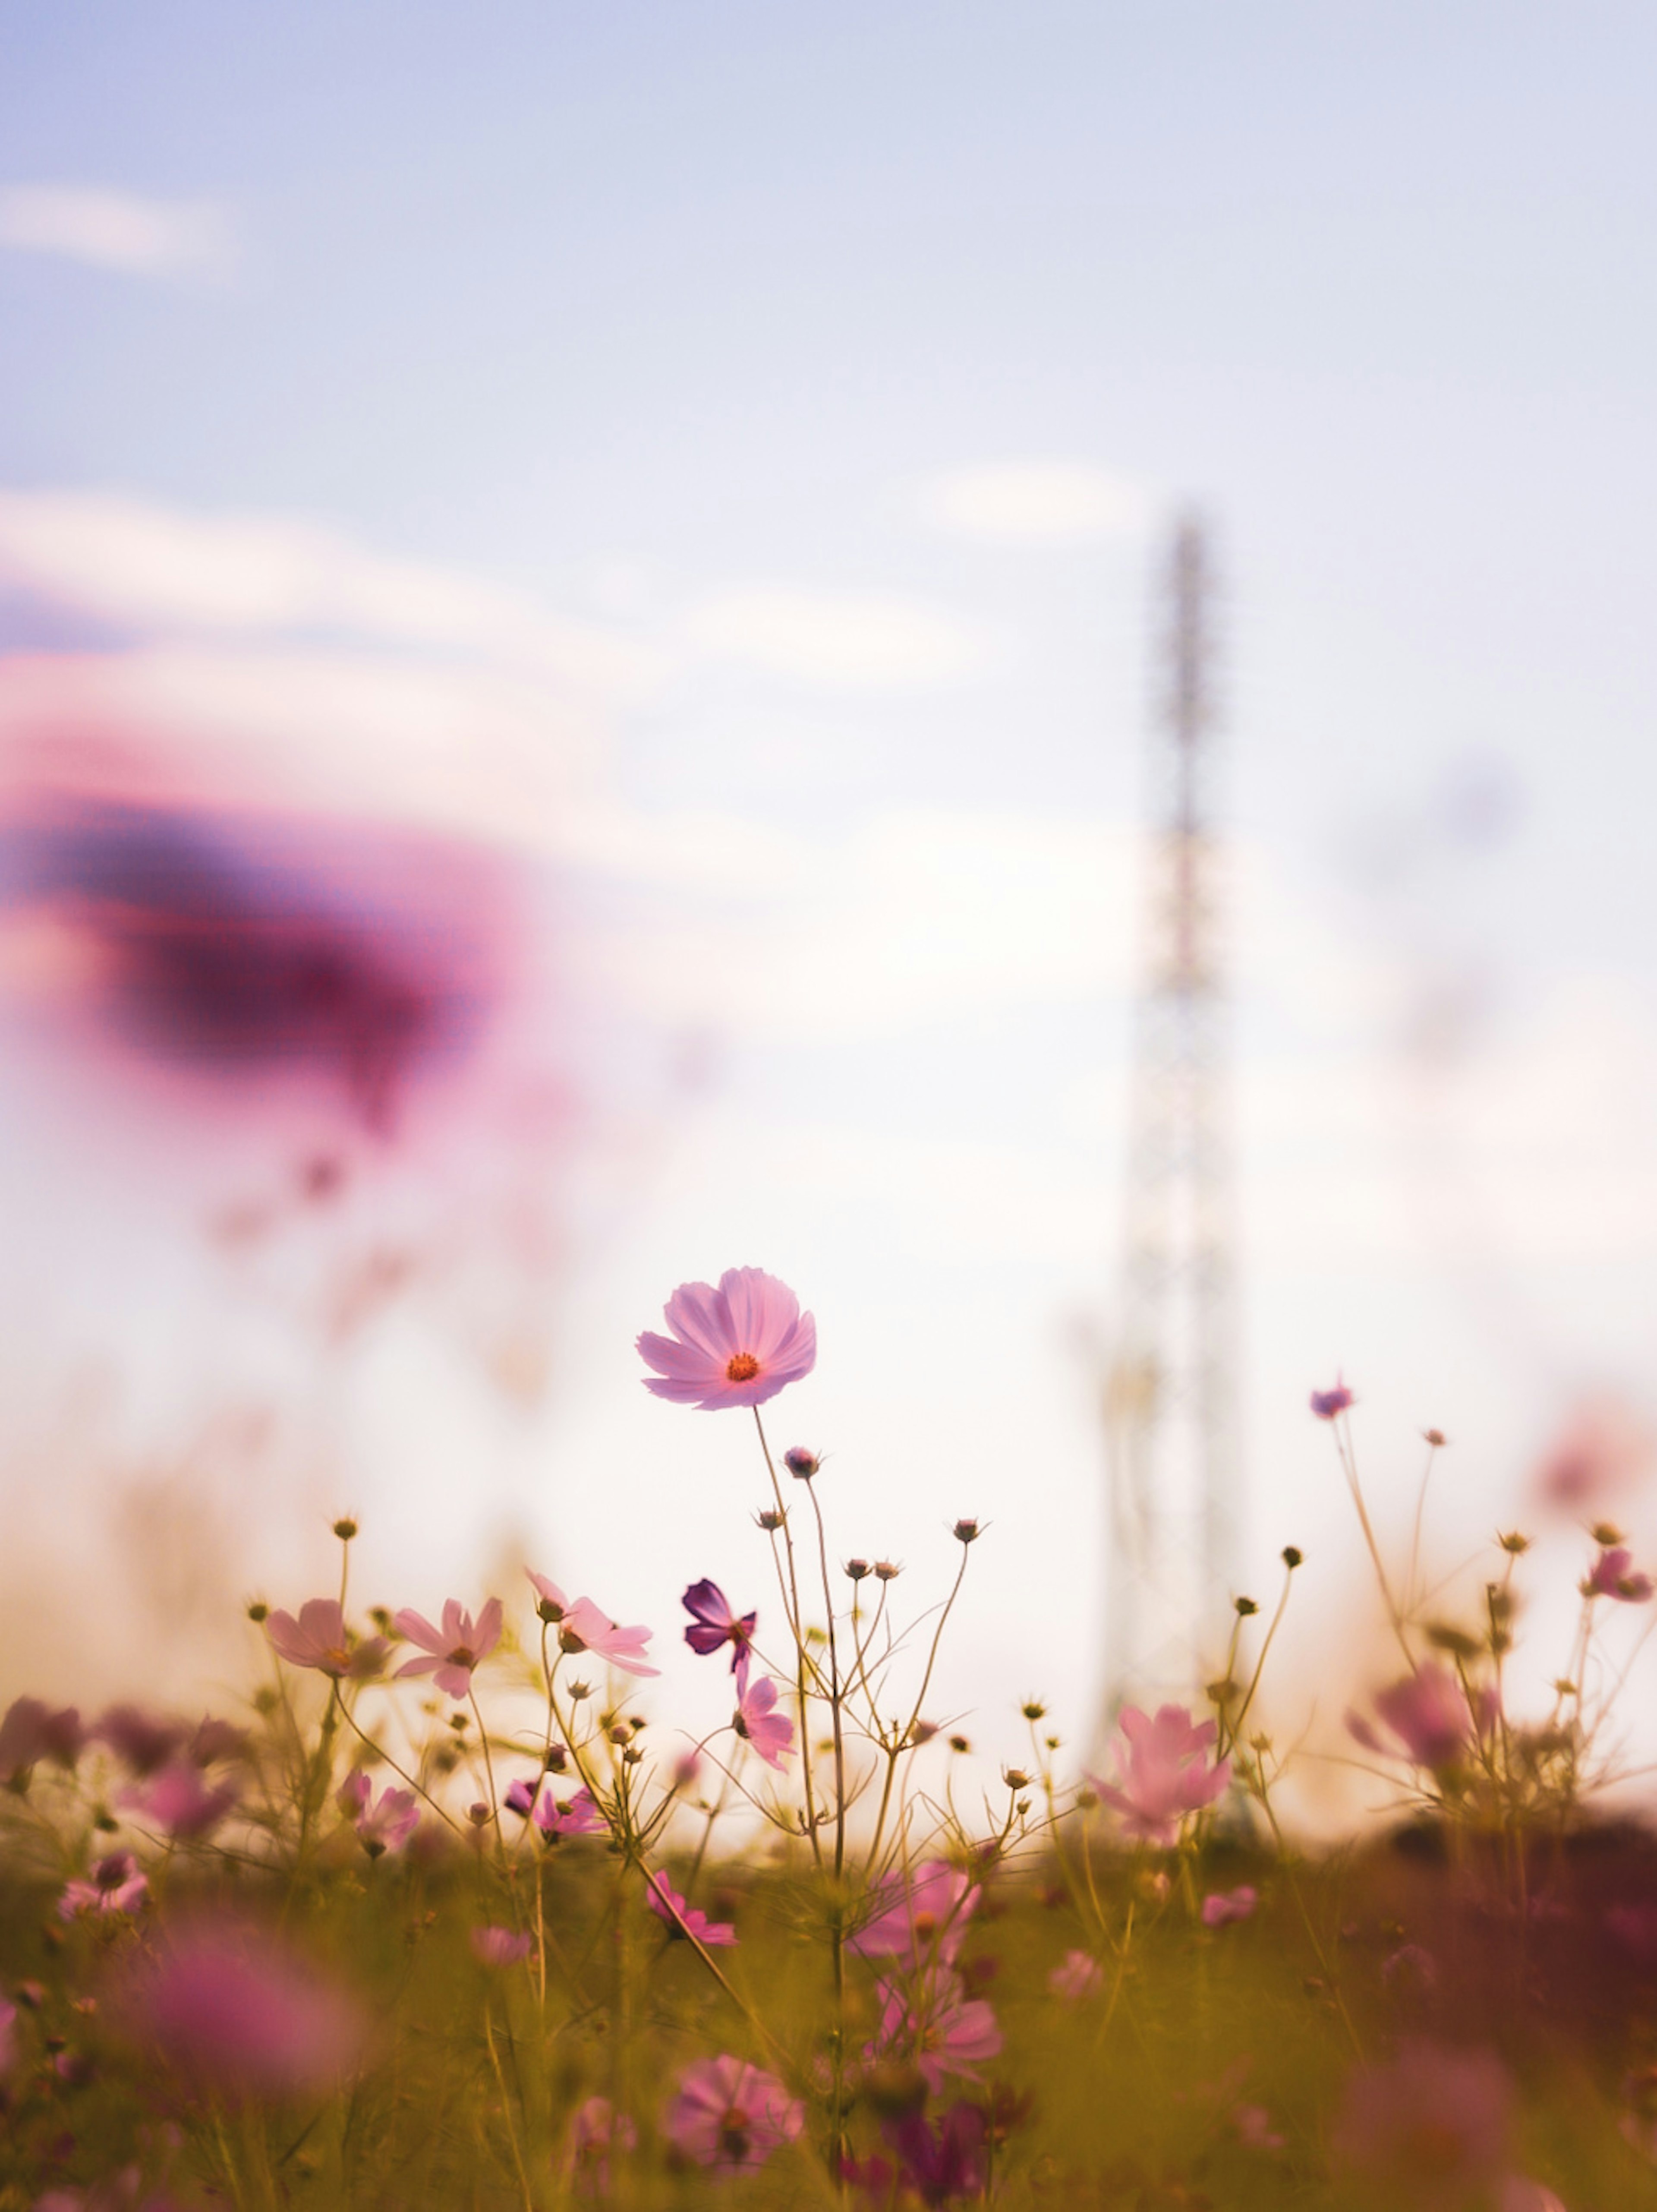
[3,1270,1657,2209]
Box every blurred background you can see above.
[3,3,1656,1811]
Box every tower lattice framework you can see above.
[1102,514,1241,1718]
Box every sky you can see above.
[2,3,1657,1813]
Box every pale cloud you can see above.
[0,186,234,279]
[0,489,655,699]
[924,461,1154,545]
[680,584,981,688]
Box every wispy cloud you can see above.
[0,185,235,279]
[924,461,1154,545]
[680,584,981,689]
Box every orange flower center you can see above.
[324,1645,352,1673]
[913,1911,938,1940]
[725,1352,760,1382]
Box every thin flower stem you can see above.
[482,2007,537,2212]
[753,1406,822,1868]
[1332,1415,1416,1672]
[1223,1559,1297,1757]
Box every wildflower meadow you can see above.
[4,1266,1657,2209]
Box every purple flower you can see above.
[664,2054,803,2171]
[638,1268,816,1411]
[850,1862,977,1967]
[535,1786,604,1842]
[568,2094,636,2198]
[58,1852,148,1919]
[393,1597,503,1700]
[0,1697,84,1782]
[1048,1948,1102,2002]
[471,1926,534,1968]
[681,1579,757,1670]
[335,1769,419,1857]
[1586,1545,1654,1603]
[123,1763,237,1839]
[1310,1376,1356,1420]
[734,1675,794,1770]
[116,1919,364,2097]
[1200,1885,1257,1928]
[1088,1705,1230,1844]
[1333,2041,1512,2211]
[526,1572,660,1676]
[1348,1662,1481,1771]
[645,1872,736,1947]
[865,1971,1001,2095]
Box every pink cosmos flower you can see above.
[866,1971,1002,2095]
[568,2095,637,2199]
[645,1871,737,1946]
[336,1769,419,1857]
[535,1786,604,1842]
[58,1852,149,1919]
[92,1706,186,1775]
[116,1920,364,2096]
[1586,1545,1654,1603]
[1310,1375,1356,1419]
[1048,1948,1103,2002]
[526,1572,659,1676]
[0,1696,84,1781]
[664,2054,804,2171]
[265,1600,388,1681]
[393,1597,503,1700]
[1348,1661,1477,1770]
[1333,2041,1512,2212]
[471,1926,533,1968]
[842,2106,989,2206]
[1201,1884,1257,1928]
[734,1675,794,1769]
[1090,1705,1230,1844]
[638,1267,816,1411]
[681,1579,757,1669]
[123,1763,237,1839]
[1233,2103,1285,2152]
[849,1861,977,1967]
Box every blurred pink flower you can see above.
[1048,1949,1102,2002]
[850,1861,977,1967]
[393,1597,503,1700]
[117,1921,364,2097]
[1499,2180,1567,2212]
[336,1769,419,1857]
[526,1572,659,1676]
[568,2094,636,2198]
[0,1696,84,1781]
[1090,1705,1230,1844]
[681,1579,757,1669]
[535,1786,604,1842]
[1310,1376,1356,1419]
[1233,2102,1285,2152]
[645,1872,736,1947]
[1333,2041,1512,2211]
[638,1267,816,1411]
[92,1706,185,1775]
[1201,1885,1257,1928]
[1348,1662,1476,1770]
[265,1600,387,1681]
[0,1997,15,2076]
[59,1852,149,1919]
[866,1971,1001,2095]
[1534,1395,1654,1512]
[123,1763,237,1839]
[734,1675,794,1769]
[1586,1545,1654,1603]
[664,2054,803,2171]
[471,1926,533,1967]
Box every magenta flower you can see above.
[535,1786,604,1842]
[91,1705,186,1775]
[1048,1948,1103,2002]
[866,1971,1002,2095]
[1348,1661,1477,1770]
[123,1762,237,1839]
[638,1267,816,1411]
[1089,1705,1230,1844]
[265,1600,388,1681]
[0,1697,84,1782]
[843,2105,989,2207]
[1586,1545,1654,1603]
[1310,1375,1356,1419]
[116,1920,364,2097]
[849,1860,977,1966]
[645,1871,736,1947]
[336,1769,419,1857]
[1201,1884,1258,1928]
[568,2094,637,2198]
[682,1579,757,1670]
[393,1597,503,1700]
[471,1926,534,1968]
[734,1675,794,1770]
[1333,2041,1512,2211]
[526,1572,659,1676]
[58,1852,148,1919]
[665,2053,803,2172]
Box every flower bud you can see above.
[874,1560,901,1582]
[467,1802,490,1827]
[1002,1767,1031,1791]
[246,1600,269,1623]
[1021,1700,1046,1721]
[844,1559,871,1581]
[949,1734,971,1754]
[1281,1546,1303,1569]
[909,1720,938,1746]
[1423,1428,1447,1448]
[1593,1521,1625,1547]
[608,1726,630,1747]
[953,1518,981,1544]
[544,1743,569,1773]
[755,1508,785,1532]
[783,1447,820,1479]
[332,1517,359,1542]
[567,1679,592,1702]
[1499,1530,1531,1555]
[1235,1596,1259,1617]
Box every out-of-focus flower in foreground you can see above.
[665,2053,804,2172]
[526,1572,659,1675]
[1310,1376,1356,1420]
[843,2103,988,2206]
[1201,1885,1258,1928]
[0,1696,84,1782]
[123,1764,238,1839]
[1585,1545,1654,1603]
[336,1769,419,1857]
[1348,1661,1481,1772]
[59,1852,149,1919]
[471,1926,533,1968]
[681,1579,757,1670]
[866,1972,1001,2095]
[1048,1948,1102,2002]
[734,1674,794,1769]
[116,1921,365,2098]
[849,1861,977,1968]
[637,1267,816,1410]
[393,1597,503,1700]
[1333,2041,1511,2211]
[1089,1705,1230,1843]
[535,1786,604,1842]
[567,2095,636,2199]
[645,1873,736,1947]
[265,1600,388,1681]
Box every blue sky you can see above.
[3,4,1657,1805]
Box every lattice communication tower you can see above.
[1100,514,1241,1718]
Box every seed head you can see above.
[1235,1595,1259,1617]
[1281,1546,1303,1569]
[246,1600,269,1624]
[953,1518,981,1545]
[845,1558,872,1582]
[874,1559,901,1582]
[332,1517,359,1542]
[782,1446,820,1479]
